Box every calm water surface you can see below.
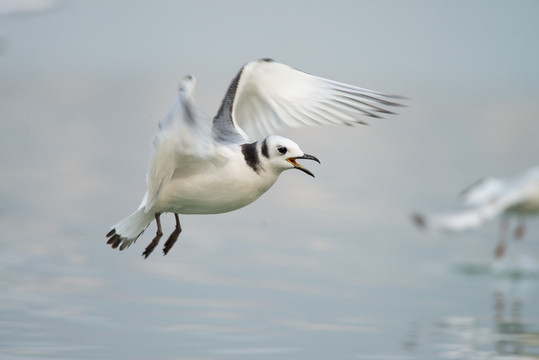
[1,2,539,359]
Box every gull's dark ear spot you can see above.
[261,138,269,158]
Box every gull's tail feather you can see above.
[106,208,154,251]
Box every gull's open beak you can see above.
[286,154,320,178]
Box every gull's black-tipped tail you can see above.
[106,208,154,251]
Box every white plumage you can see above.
[412,166,539,257]
[106,59,402,257]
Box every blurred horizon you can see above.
[1,1,538,359]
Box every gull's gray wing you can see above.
[212,58,404,143]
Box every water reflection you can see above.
[406,254,539,359]
[492,256,539,358]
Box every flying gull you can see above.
[412,166,539,257]
[106,58,403,257]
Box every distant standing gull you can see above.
[106,58,403,257]
[412,166,539,257]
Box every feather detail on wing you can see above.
[145,75,212,211]
[212,59,403,143]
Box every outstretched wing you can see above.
[212,58,404,143]
[413,166,539,233]
[412,206,501,233]
[145,75,213,211]
[460,167,539,210]
[459,177,505,207]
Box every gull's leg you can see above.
[513,216,526,240]
[163,213,182,255]
[495,216,509,258]
[142,213,163,258]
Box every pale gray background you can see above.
[1,1,538,359]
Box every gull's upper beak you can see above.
[286,154,320,177]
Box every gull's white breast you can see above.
[505,188,539,215]
[151,146,278,215]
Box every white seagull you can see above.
[106,58,403,257]
[412,166,539,257]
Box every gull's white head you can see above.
[261,135,320,177]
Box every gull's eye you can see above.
[277,146,287,154]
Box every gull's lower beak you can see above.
[286,153,320,178]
